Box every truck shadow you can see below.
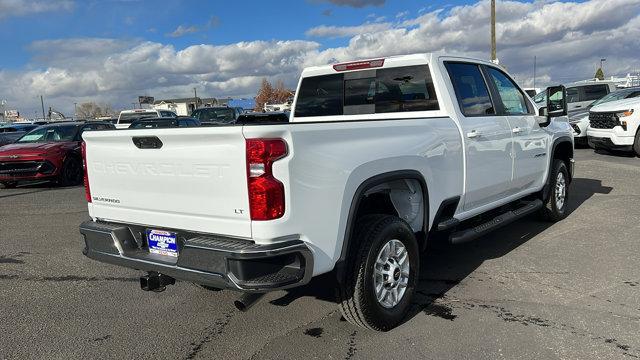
[594,148,638,158]
[269,177,613,326]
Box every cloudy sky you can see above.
[0,0,639,117]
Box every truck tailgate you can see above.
[82,127,251,238]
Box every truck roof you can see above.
[300,53,493,78]
[119,109,158,114]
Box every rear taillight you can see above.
[81,141,91,203]
[246,138,287,220]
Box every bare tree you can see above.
[255,78,275,112]
[273,80,294,104]
[76,102,114,119]
[255,79,294,112]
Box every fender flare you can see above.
[542,136,573,200]
[334,170,429,279]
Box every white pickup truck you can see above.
[80,53,574,331]
[587,94,640,156]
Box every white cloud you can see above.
[167,25,200,38]
[312,0,385,8]
[0,39,319,113]
[167,16,221,38]
[306,22,392,38]
[2,0,640,116]
[305,0,640,86]
[0,0,73,19]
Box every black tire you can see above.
[633,129,640,157]
[540,159,570,222]
[1,181,17,189]
[57,156,83,186]
[574,137,588,149]
[337,214,419,331]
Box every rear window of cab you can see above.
[294,65,439,117]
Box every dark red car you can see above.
[0,121,114,188]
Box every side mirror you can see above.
[537,85,566,127]
[546,85,567,118]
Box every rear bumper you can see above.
[80,221,314,292]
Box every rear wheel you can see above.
[633,129,640,157]
[540,159,570,222]
[57,157,83,186]
[337,214,419,331]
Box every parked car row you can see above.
[532,81,640,156]
[0,121,115,188]
[0,108,292,187]
[0,123,39,146]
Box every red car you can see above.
[0,121,114,188]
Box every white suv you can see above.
[570,87,640,146]
[116,109,177,129]
[587,96,640,156]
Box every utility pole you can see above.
[40,95,45,120]
[533,56,537,90]
[74,102,77,119]
[193,87,198,110]
[490,0,497,62]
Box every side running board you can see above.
[449,199,543,245]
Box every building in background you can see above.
[228,98,255,111]
[3,110,21,123]
[152,97,230,116]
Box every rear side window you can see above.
[445,63,495,116]
[567,88,579,103]
[375,65,439,113]
[295,65,438,117]
[581,85,609,102]
[294,74,343,117]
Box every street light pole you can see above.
[600,58,606,78]
[74,102,77,119]
[491,0,497,62]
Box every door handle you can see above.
[466,130,480,138]
[512,127,522,134]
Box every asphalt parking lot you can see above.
[1,148,638,360]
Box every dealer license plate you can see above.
[146,229,178,257]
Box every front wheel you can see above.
[1,181,17,189]
[337,214,419,331]
[57,157,83,186]
[540,159,570,222]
